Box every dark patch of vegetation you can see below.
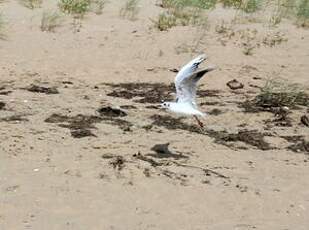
[105,82,220,103]
[120,105,137,110]
[105,82,174,103]
[103,117,133,132]
[208,129,273,150]
[71,129,96,138]
[301,115,309,127]
[240,80,308,113]
[150,114,202,133]
[26,84,59,94]
[196,89,221,97]
[0,91,12,95]
[0,101,5,110]
[287,140,309,153]
[133,152,166,167]
[109,156,126,170]
[0,115,29,122]
[281,135,309,153]
[45,114,102,138]
[101,153,116,159]
[200,101,223,106]
[97,106,127,117]
[208,108,223,116]
[150,114,272,150]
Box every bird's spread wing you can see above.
[175,54,206,86]
[175,55,214,104]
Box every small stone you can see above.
[226,79,244,90]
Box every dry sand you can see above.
[0,1,309,229]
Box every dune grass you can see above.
[296,0,309,27]
[255,79,308,108]
[153,0,209,30]
[89,0,107,15]
[119,0,140,20]
[58,0,90,17]
[18,0,42,9]
[41,11,62,32]
[58,0,107,18]
[0,13,6,40]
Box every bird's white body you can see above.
[164,102,205,116]
[161,54,215,118]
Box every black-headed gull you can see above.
[161,54,215,127]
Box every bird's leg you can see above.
[193,115,204,128]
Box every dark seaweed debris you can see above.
[301,115,309,127]
[97,106,127,117]
[150,114,272,150]
[105,82,220,104]
[45,114,102,138]
[0,115,29,122]
[281,135,309,153]
[150,114,201,133]
[109,156,126,170]
[208,108,223,116]
[0,102,5,110]
[105,82,174,103]
[240,91,308,113]
[207,129,273,151]
[45,112,132,136]
[26,84,59,94]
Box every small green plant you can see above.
[41,11,62,32]
[296,0,309,27]
[161,0,216,9]
[269,0,295,26]
[256,79,309,108]
[153,0,208,30]
[120,0,140,20]
[18,0,42,9]
[241,0,261,13]
[89,0,106,14]
[220,0,242,8]
[152,12,177,30]
[58,0,90,17]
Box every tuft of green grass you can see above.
[152,12,177,31]
[269,0,296,26]
[162,0,216,9]
[296,0,309,27]
[58,0,107,18]
[41,11,62,32]
[58,0,90,17]
[255,79,309,108]
[119,0,140,20]
[220,0,242,8]
[241,0,262,13]
[153,0,209,30]
[89,0,107,15]
[19,0,42,9]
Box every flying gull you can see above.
[161,54,215,127]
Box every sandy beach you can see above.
[0,0,309,229]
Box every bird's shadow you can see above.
[147,143,189,160]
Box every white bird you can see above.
[161,54,215,127]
